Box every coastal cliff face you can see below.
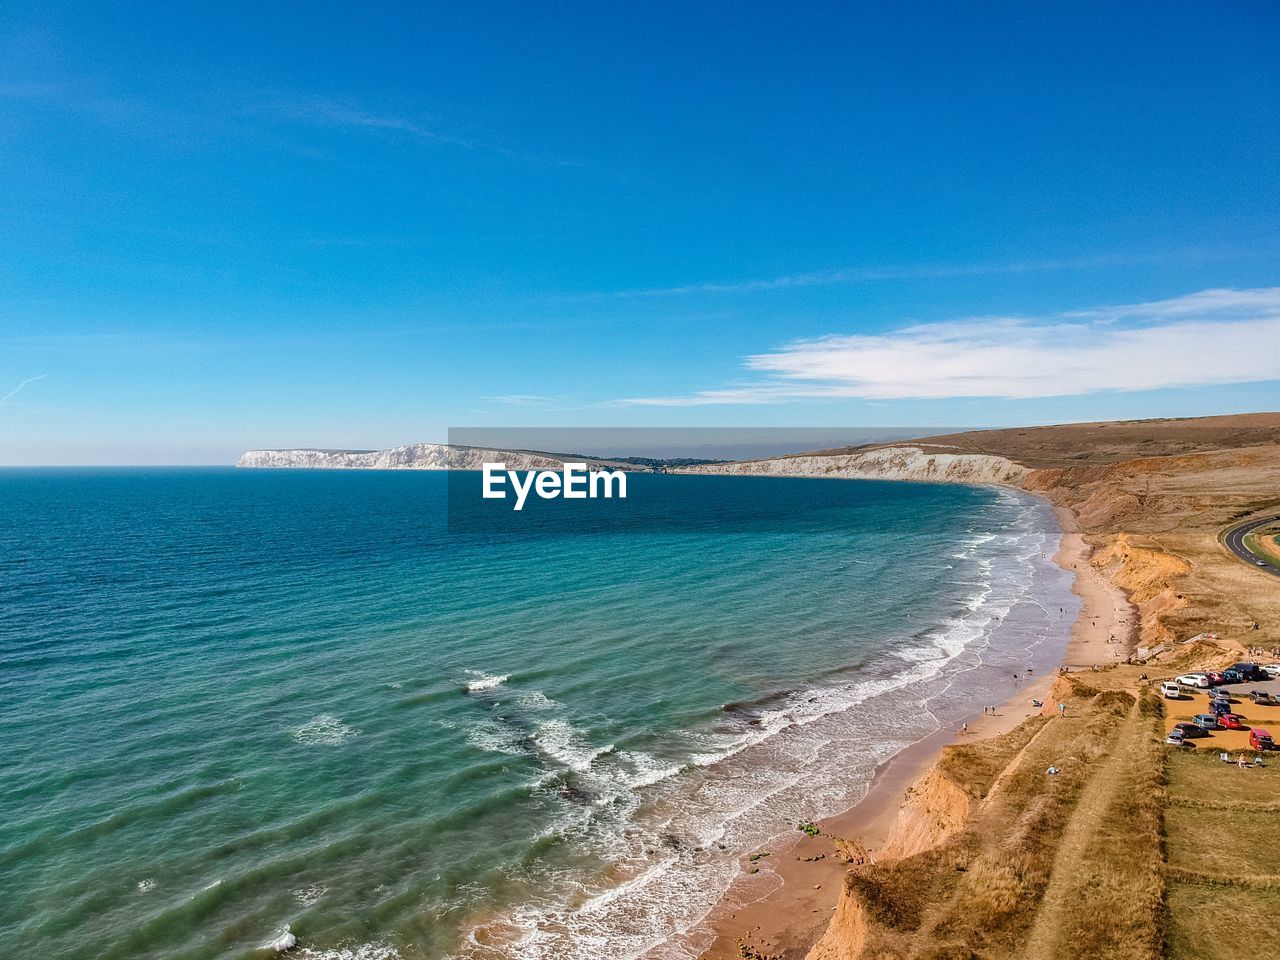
[874,766,972,862]
[237,444,631,471]
[676,445,1029,486]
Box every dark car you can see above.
[1175,722,1209,738]
[1194,714,1220,730]
[1250,690,1275,705]
[1229,662,1268,682]
[1209,699,1233,716]
[1223,669,1245,684]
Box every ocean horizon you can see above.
[0,468,1078,960]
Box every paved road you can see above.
[1224,515,1280,578]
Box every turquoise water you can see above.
[0,469,1077,960]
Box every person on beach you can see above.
[1058,703,1066,717]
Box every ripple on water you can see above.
[291,714,358,746]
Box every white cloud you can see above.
[480,394,557,405]
[261,95,477,149]
[595,250,1250,299]
[0,373,47,409]
[621,288,1280,405]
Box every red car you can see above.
[1250,728,1274,751]
[1218,713,1246,730]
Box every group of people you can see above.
[1245,645,1277,657]
[1220,751,1265,769]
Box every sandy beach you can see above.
[686,500,1136,960]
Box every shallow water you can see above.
[0,469,1077,959]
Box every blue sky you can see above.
[2,1,1279,463]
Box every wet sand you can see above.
[685,503,1134,960]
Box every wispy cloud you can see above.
[592,250,1259,300]
[480,394,558,406]
[260,94,478,149]
[256,93,585,168]
[0,373,47,408]
[621,288,1280,405]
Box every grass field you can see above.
[1164,749,1280,959]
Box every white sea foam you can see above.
[265,925,297,952]
[464,718,527,757]
[136,877,156,892]
[533,718,615,773]
[294,883,327,906]
[515,690,558,711]
[465,671,510,692]
[298,944,400,960]
[291,714,358,747]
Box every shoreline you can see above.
[686,499,1136,960]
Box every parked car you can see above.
[1176,673,1210,689]
[1250,690,1275,705]
[1209,699,1233,716]
[1219,714,1246,730]
[1229,662,1268,682]
[1250,728,1275,751]
[1175,722,1209,738]
[1165,731,1195,748]
[1194,714,1220,730]
[1223,669,1245,684]
[1262,664,1280,679]
[1160,682,1182,699]
[1205,671,1227,686]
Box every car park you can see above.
[1194,714,1220,730]
[1250,728,1275,751]
[1160,682,1182,699]
[1219,713,1246,730]
[1176,673,1210,688]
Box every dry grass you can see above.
[843,687,1150,959]
[1166,807,1280,876]
[1163,748,1280,958]
[1166,750,1280,805]
[1165,883,1280,959]
[1051,689,1165,960]
[935,717,1047,799]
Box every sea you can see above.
[0,468,1079,960]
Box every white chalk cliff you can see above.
[673,445,1028,486]
[236,443,636,472]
